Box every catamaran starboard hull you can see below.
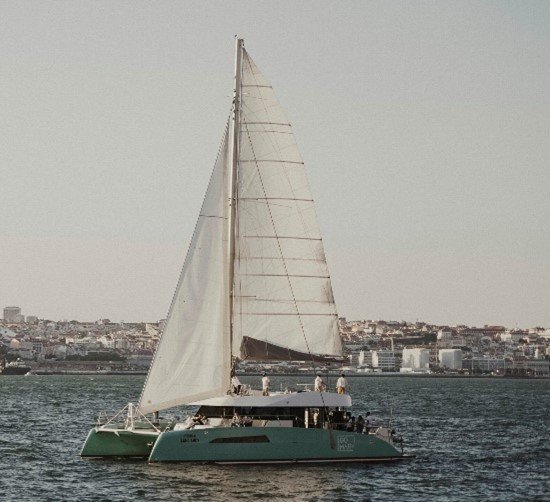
[81,427,158,458]
[148,427,404,464]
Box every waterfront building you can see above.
[512,358,549,375]
[348,353,360,366]
[358,350,373,367]
[526,360,549,375]
[463,357,507,373]
[3,306,21,323]
[401,348,430,373]
[439,349,463,370]
[371,349,396,371]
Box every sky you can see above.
[1,1,549,327]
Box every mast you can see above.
[226,37,244,388]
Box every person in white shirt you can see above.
[364,411,373,433]
[336,373,347,394]
[261,372,270,396]
[314,374,325,392]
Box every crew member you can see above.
[364,411,372,433]
[336,373,347,394]
[262,372,270,396]
[356,415,365,433]
[231,375,242,395]
[231,411,242,427]
[314,374,325,392]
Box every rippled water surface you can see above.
[0,375,548,501]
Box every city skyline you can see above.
[1,2,549,326]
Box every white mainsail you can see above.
[232,48,342,359]
[138,125,230,414]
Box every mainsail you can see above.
[138,125,230,414]
[232,48,342,360]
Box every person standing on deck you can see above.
[364,411,372,433]
[336,373,347,394]
[356,415,365,433]
[261,372,270,396]
[231,375,242,395]
[313,409,319,428]
[314,374,325,392]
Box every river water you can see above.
[0,375,548,501]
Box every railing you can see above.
[96,402,163,433]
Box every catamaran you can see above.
[81,38,409,464]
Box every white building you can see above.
[371,350,396,371]
[439,349,463,370]
[358,350,373,368]
[401,348,430,373]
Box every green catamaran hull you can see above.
[81,427,158,458]
[149,427,403,464]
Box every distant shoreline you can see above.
[240,372,549,380]
[5,370,547,380]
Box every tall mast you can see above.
[226,37,243,388]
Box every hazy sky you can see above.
[1,1,549,327]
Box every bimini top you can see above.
[190,391,351,408]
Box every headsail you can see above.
[138,124,230,414]
[232,48,342,361]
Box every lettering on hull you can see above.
[337,435,356,452]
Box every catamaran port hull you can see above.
[148,427,403,464]
[80,427,158,458]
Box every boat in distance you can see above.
[81,38,411,464]
[1,360,32,375]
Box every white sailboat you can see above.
[81,39,408,463]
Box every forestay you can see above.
[138,125,230,414]
[233,49,342,360]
